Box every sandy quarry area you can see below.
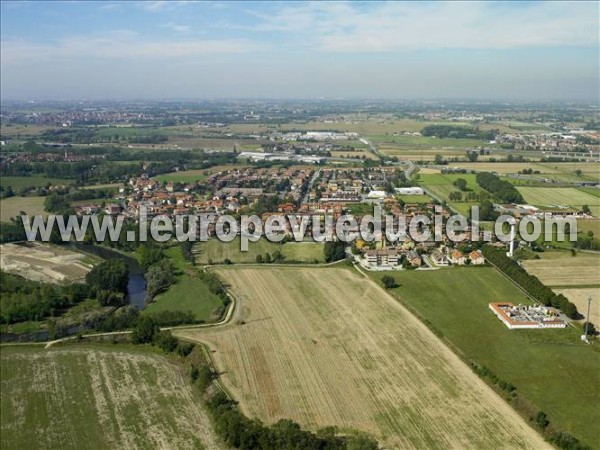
[0,242,91,284]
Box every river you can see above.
[69,243,147,308]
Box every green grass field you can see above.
[0,344,220,449]
[418,172,483,215]
[194,238,324,264]
[153,170,210,183]
[0,176,71,189]
[370,266,600,448]
[396,194,434,204]
[517,187,600,217]
[0,196,46,222]
[143,246,224,321]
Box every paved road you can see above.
[302,168,321,204]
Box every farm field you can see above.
[418,172,483,215]
[517,187,600,217]
[396,194,434,204]
[370,266,600,448]
[0,345,222,450]
[521,251,600,287]
[195,238,324,264]
[176,266,549,449]
[369,134,489,150]
[554,288,600,326]
[0,195,46,222]
[0,124,58,136]
[0,242,91,284]
[153,169,210,183]
[330,150,376,160]
[0,176,71,190]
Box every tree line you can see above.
[421,125,497,141]
[476,172,524,204]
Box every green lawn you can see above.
[195,237,324,264]
[143,246,224,322]
[370,266,600,449]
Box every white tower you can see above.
[507,223,516,257]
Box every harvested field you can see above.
[0,345,222,450]
[0,242,91,284]
[176,267,549,449]
[522,252,600,287]
[0,196,46,222]
[554,288,600,326]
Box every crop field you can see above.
[0,242,91,284]
[522,251,600,287]
[0,345,222,450]
[517,187,600,217]
[554,288,600,326]
[396,194,434,204]
[0,196,46,222]
[0,176,71,190]
[330,150,377,160]
[0,124,58,137]
[370,266,600,448]
[194,238,324,264]
[369,134,489,149]
[176,266,549,449]
[153,169,210,183]
[418,172,483,215]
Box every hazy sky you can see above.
[1,1,598,101]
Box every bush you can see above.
[381,275,396,289]
[176,342,195,357]
[153,330,179,353]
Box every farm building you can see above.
[489,303,567,329]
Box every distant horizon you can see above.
[1,96,598,105]
[2,1,598,102]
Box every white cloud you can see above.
[1,31,261,65]
[160,22,191,34]
[244,1,599,51]
[138,1,191,13]
[98,3,122,12]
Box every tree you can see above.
[146,260,175,299]
[434,154,446,165]
[263,253,272,263]
[153,330,178,352]
[466,150,478,162]
[449,191,463,201]
[381,275,396,289]
[453,178,468,191]
[255,254,263,263]
[86,259,129,295]
[324,241,346,262]
[131,316,158,344]
[582,204,591,215]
